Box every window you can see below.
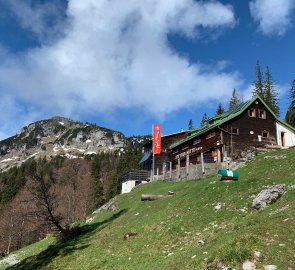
[258,109,266,119]
[193,139,201,145]
[231,127,239,135]
[262,131,269,138]
[206,132,216,140]
[248,108,256,117]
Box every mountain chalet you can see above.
[141,95,295,180]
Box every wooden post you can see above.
[223,148,227,169]
[186,153,189,178]
[156,168,159,180]
[169,161,172,180]
[162,163,165,179]
[230,132,233,160]
[201,152,205,175]
[152,124,154,181]
[217,148,221,163]
[177,158,180,179]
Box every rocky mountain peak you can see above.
[0,117,126,171]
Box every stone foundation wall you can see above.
[170,163,221,182]
[154,161,243,182]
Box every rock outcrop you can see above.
[252,184,286,210]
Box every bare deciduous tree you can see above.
[27,159,68,238]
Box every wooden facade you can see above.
[171,129,222,169]
[221,101,277,159]
[170,96,292,169]
[140,131,187,174]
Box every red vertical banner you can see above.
[153,124,161,154]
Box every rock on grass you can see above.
[252,184,286,210]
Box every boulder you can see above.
[252,184,286,210]
[92,197,118,214]
[242,260,256,270]
[264,265,277,270]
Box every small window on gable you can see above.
[262,131,269,138]
[193,139,201,145]
[258,109,266,119]
[248,108,256,117]
[231,127,239,135]
[206,132,216,140]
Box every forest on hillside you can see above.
[0,147,142,255]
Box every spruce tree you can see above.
[201,113,208,126]
[263,66,280,116]
[285,79,295,127]
[290,79,295,109]
[216,102,225,115]
[228,88,241,110]
[188,119,193,130]
[252,60,264,98]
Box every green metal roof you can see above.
[170,95,295,150]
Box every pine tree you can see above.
[285,79,295,127]
[216,102,225,115]
[263,66,280,116]
[188,119,193,130]
[290,79,295,109]
[228,88,241,110]
[252,60,264,98]
[201,113,208,126]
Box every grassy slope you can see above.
[2,149,295,270]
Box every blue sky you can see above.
[0,0,294,139]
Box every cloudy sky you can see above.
[0,0,294,139]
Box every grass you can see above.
[1,148,295,269]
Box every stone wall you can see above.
[153,161,243,182]
[156,162,221,182]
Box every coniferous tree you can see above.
[188,119,193,130]
[91,154,105,208]
[285,79,295,127]
[289,79,295,109]
[110,147,143,197]
[263,66,280,116]
[201,113,208,126]
[285,110,295,127]
[216,102,225,115]
[228,88,242,110]
[252,60,264,98]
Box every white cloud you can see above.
[0,0,240,137]
[5,0,66,41]
[249,0,295,36]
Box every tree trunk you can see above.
[141,194,166,201]
[7,213,14,254]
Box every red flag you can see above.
[153,124,161,154]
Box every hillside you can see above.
[1,148,295,269]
